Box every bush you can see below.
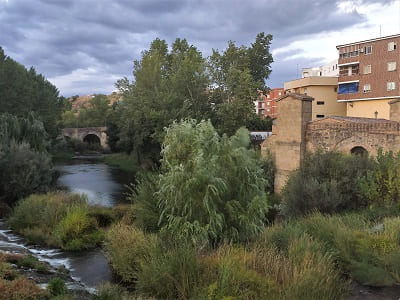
[9,192,103,251]
[0,141,54,204]
[127,172,161,232]
[104,223,157,284]
[0,277,46,300]
[136,243,201,300]
[158,119,270,246]
[55,206,103,251]
[359,149,400,206]
[260,212,400,287]
[282,151,373,217]
[94,283,134,300]
[47,277,67,296]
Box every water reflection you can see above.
[56,159,134,207]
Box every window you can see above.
[278,92,282,96]
[388,42,397,51]
[317,101,325,105]
[363,84,371,93]
[338,82,359,94]
[316,114,325,118]
[334,87,337,92]
[365,45,372,55]
[267,101,270,106]
[388,62,397,71]
[363,64,372,74]
[267,94,270,98]
[387,82,396,91]
[266,108,270,112]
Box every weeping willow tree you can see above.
[157,119,271,246]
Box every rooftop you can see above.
[315,115,397,125]
[336,33,400,49]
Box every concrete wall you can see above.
[345,99,392,119]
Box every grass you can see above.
[50,150,75,161]
[8,192,105,251]
[102,153,138,172]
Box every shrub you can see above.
[136,243,201,300]
[359,149,400,206]
[104,223,156,284]
[47,277,67,296]
[158,119,270,246]
[260,212,400,287]
[55,206,103,251]
[0,141,54,204]
[127,172,161,232]
[282,151,373,217]
[9,192,103,250]
[94,283,134,300]
[8,192,84,247]
[0,277,46,300]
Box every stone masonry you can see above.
[263,93,400,193]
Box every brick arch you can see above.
[61,127,109,150]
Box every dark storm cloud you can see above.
[0,0,395,95]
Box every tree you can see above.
[0,47,64,139]
[208,33,274,136]
[157,119,270,246]
[117,38,211,163]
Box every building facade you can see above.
[254,88,283,119]
[302,59,338,78]
[337,34,400,119]
[284,76,346,120]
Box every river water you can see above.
[0,156,135,291]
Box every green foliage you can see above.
[117,38,211,163]
[0,47,64,139]
[102,153,138,173]
[94,283,134,300]
[127,172,161,232]
[136,244,201,299]
[282,151,374,217]
[260,212,400,287]
[47,277,67,296]
[0,141,54,204]
[158,119,270,246]
[104,223,157,284]
[55,205,103,251]
[9,192,104,251]
[359,149,400,206]
[0,113,54,204]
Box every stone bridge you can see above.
[62,127,109,149]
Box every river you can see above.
[0,156,135,292]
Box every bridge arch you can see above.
[351,146,368,156]
[61,127,109,150]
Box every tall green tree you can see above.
[117,38,211,163]
[208,33,273,136]
[0,47,64,139]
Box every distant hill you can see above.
[69,92,122,112]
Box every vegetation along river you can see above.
[0,156,134,292]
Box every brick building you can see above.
[254,88,283,119]
[337,34,400,119]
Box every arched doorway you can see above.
[351,146,368,156]
[83,134,101,145]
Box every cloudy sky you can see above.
[0,0,398,96]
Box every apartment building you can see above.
[336,34,400,119]
[302,59,339,78]
[254,88,283,119]
[284,76,346,120]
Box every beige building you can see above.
[284,76,346,120]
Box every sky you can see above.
[0,0,398,97]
